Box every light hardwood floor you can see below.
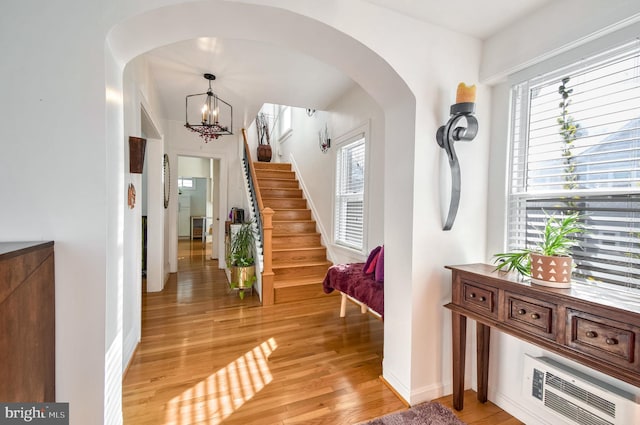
[123,240,522,424]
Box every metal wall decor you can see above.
[127,183,136,209]
[436,83,478,230]
[128,136,146,173]
[184,73,233,142]
[163,154,170,208]
[319,123,331,153]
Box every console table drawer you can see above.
[460,280,497,318]
[446,264,640,410]
[567,309,638,371]
[505,293,556,340]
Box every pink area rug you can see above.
[359,402,467,425]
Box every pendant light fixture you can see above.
[185,73,233,142]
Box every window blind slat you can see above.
[335,137,365,249]
[507,43,640,290]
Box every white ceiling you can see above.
[144,1,554,127]
[364,0,554,40]
[145,38,355,126]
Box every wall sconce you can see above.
[436,83,478,231]
[306,108,316,117]
[319,123,331,153]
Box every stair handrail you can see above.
[242,129,264,238]
[241,128,274,305]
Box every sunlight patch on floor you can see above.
[164,338,278,425]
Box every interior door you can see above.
[178,193,191,237]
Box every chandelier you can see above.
[185,73,233,142]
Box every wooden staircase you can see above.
[254,162,332,303]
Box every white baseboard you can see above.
[409,382,446,405]
[493,391,559,425]
[383,365,448,406]
[122,329,139,375]
[382,367,411,404]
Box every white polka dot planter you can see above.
[530,253,572,288]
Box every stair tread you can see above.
[272,260,332,268]
[273,247,325,252]
[273,219,315,223]
[272,232,320,237]
[258,176,296,182]
[263,194,303,199]
[253,162,290,166]
[250,162,331,302]
[256,170,295,175]
[273,277,325,288]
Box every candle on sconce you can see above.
[455,82,476,104]
[201,105,208,123]
[437,81,479,230]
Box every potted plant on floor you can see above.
[493,212,584,288]
[229,221,258,299]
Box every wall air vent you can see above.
[522,355,640,425]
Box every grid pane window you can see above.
[335,136,366,250]
[507,42,640,290]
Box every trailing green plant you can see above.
[230,220,257,267]
[558,77,580,192]
[493,212,585,276]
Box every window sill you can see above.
[568,279,640,314]
[331,243,366,262]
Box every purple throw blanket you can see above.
[322,263,384,318]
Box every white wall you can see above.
[178,156,211,178]
[273,85,385,264]
[484,7,640,425]
[122,56,165,372]
[1,1,489,423]
[481,0,640,83]
[235,3,488,402]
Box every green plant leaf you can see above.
[492,212,585,277]
[493,250,532,276]
[230,219,257,267]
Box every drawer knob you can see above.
[479,296,486,302]
[518,309,526,315]
[469,293,476,298]
[585,331,598,338]
[606,338,619,345]
[530,313,540,320]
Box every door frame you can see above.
[168,150,228,272]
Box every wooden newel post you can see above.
[261,207,275,305]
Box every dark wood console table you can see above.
[444,263,640,411]
[0,241,55,401]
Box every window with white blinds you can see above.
[507,41,640,290]
[335,135,366,250]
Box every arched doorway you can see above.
[106,2,416,419]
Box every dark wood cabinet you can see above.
[0,241,55,402]
[445,263,640,410]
